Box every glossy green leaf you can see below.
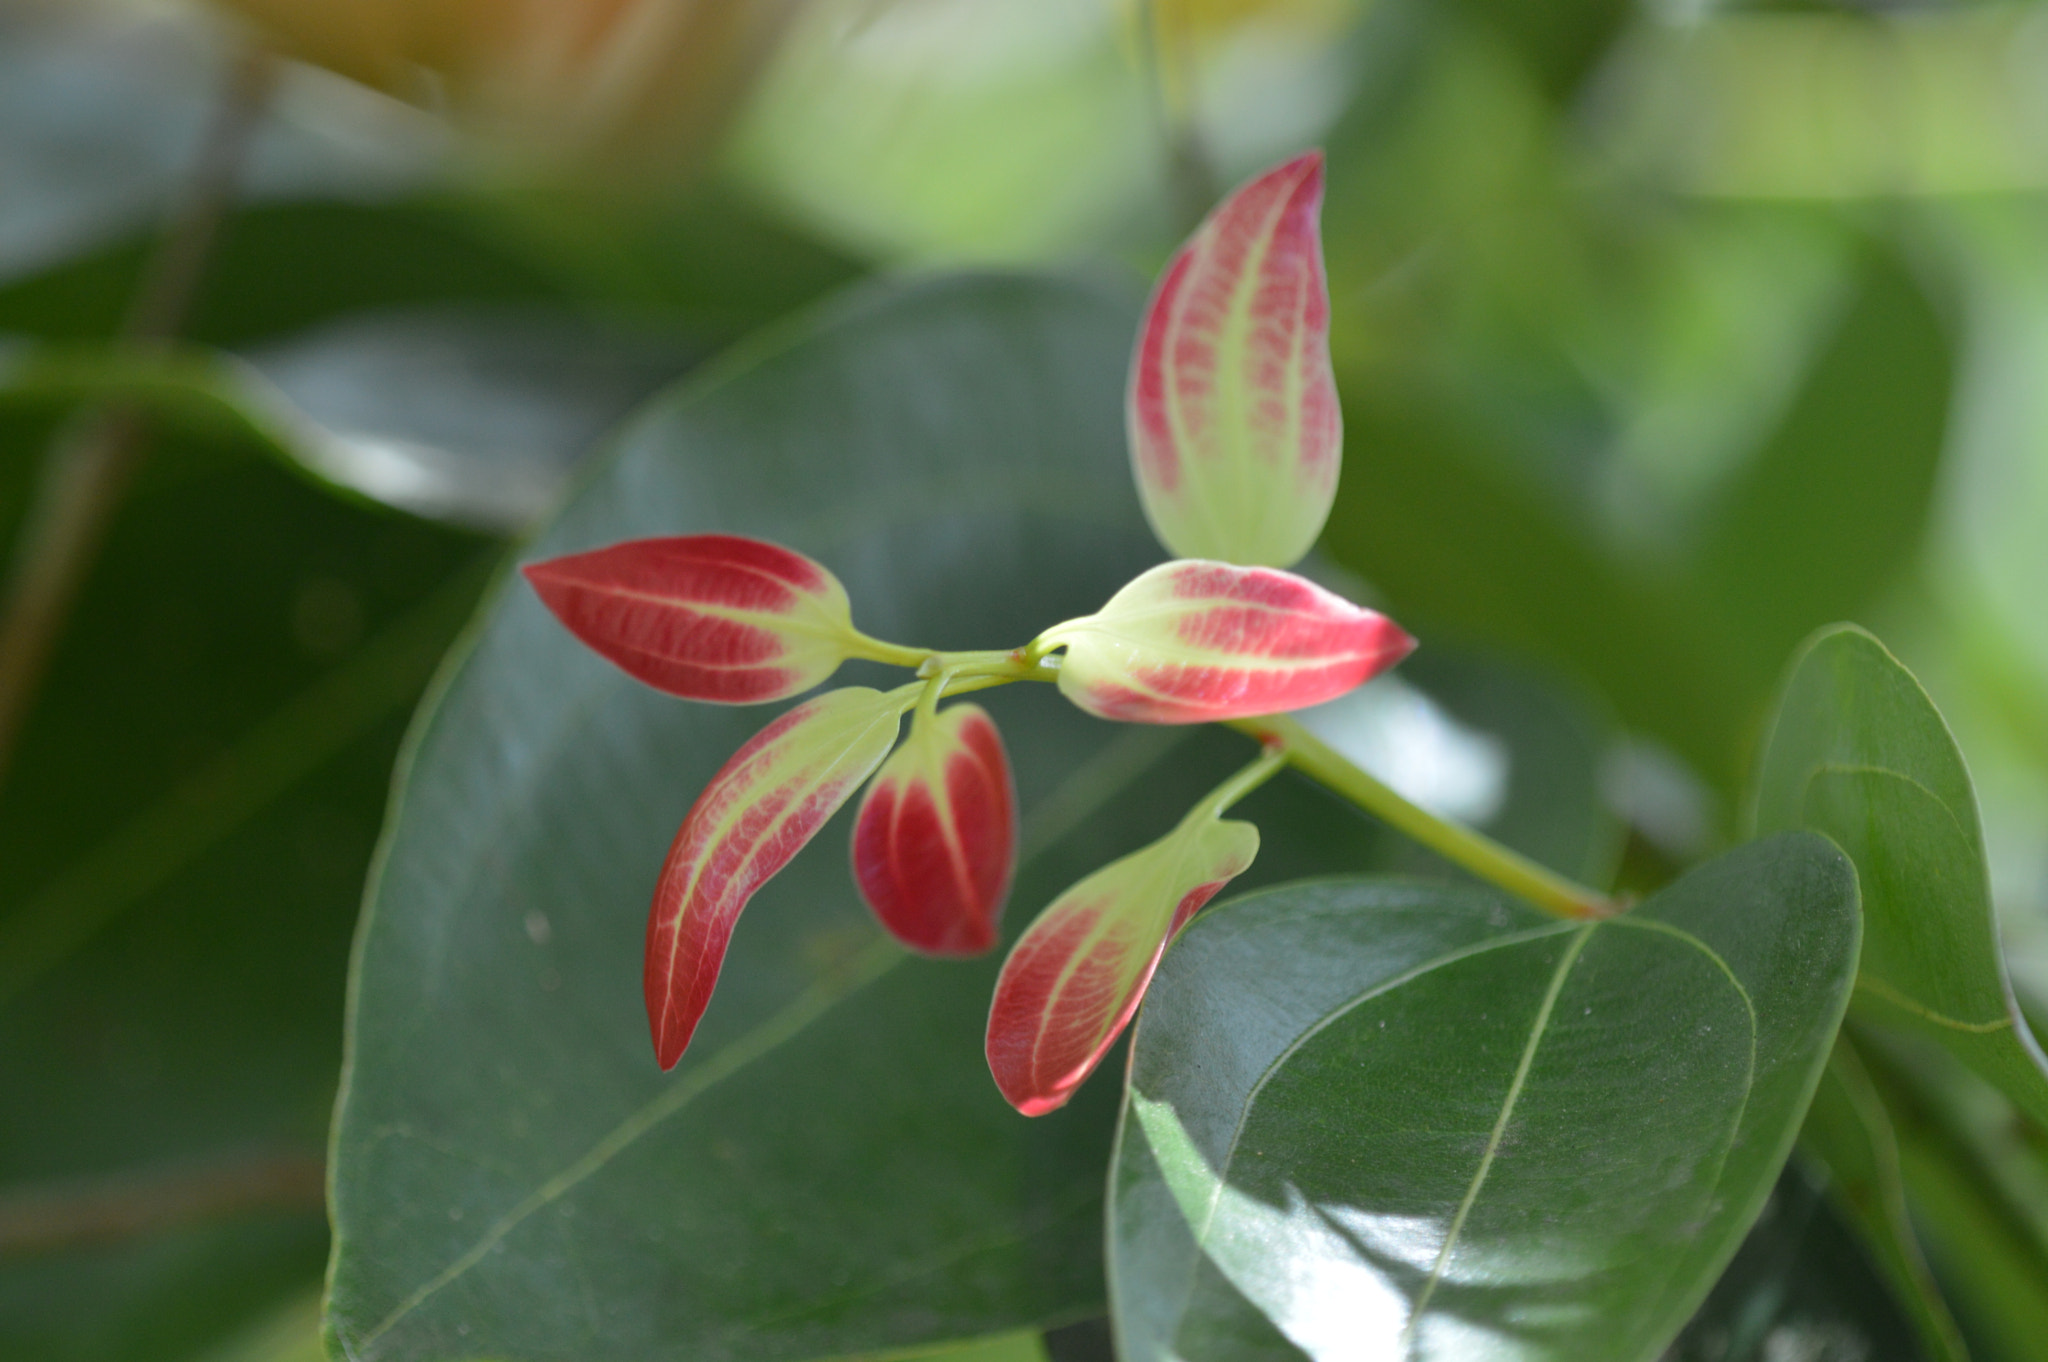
[1109,834,1859,1361]
[1753,625,2048,1131]
[327,272,1455,1362]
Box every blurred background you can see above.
[3,0,2047,1357]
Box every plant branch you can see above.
[1235,713,1618,921]
[0,45,279,794]
[0,1148,324,1259]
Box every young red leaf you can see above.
[1129,150,1338,568]
[1037,559,1414,724]
[524,534,864,704]
[852,702,1016,956]
[987,815,1260,1116]
[646,686,906,1069]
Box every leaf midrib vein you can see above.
[349,713,1178,1354]
[1400,923,1596,1350]
[1171,918,1580,1329]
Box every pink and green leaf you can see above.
[986,816,1260,1116]
[646,686,906,1069]
[524,534,863,704]
[1129,150,1339,569]
[1038,559,1414,724]
[852,702,1017,957]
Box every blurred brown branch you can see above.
[0,44,280,795]
[0,1149,325,1259]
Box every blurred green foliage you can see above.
[6,0,2048,1358]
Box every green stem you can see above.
[1184,741,1288,826]
[844,636,1058,691]
[846,634,933,670]
[1235,713,1616,922]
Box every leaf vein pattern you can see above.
[1806,761,1975,843]
[1401,924,1596,1353]
[1171,919,1581,1332]
[1855,975,2013,1033]
[348,719,1184,1352]
[1601,916,1762,1323]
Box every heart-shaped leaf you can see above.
[1109,834,1859,1361]
[1753,624,2048,1129]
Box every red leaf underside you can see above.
[525,535,846,703]
[1131,152,1336,504]
[853,709,1015,955]
[645,692,898,1068]
[987,879,1230,1116]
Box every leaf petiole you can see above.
[1232,713,1617,922]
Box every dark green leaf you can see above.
[1753,625,2048,1130]
[328,272,1375,1362]
[325,267,1621,1360]
[1110,835,1859,1361]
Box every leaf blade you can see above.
[852,701,1017,957]
[646,685,905,1068]
[1110,835,1860,1361]
[523,534,861,704]
[1045,560,1413,724]
[1754,624,2048,1129]
[987,816,1259,1117]
[1130,152,1338,569]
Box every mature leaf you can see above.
[1040,561,1413,724]
[1110,835,1859,1361]
[1753,624,2048,1130]
[987,815,1260,1117]
[1796,1037,1967,1362]
[325,269,1636,1362]
[646,685,907,1069]
[1129,152,1339,568]
[852,701,1017,957]
[525,535,865,705]
[325,272,1405,1362]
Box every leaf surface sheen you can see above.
[327,272,1624,1362]
[1110,835,1860,1362]
[1753,624,2048,1128]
